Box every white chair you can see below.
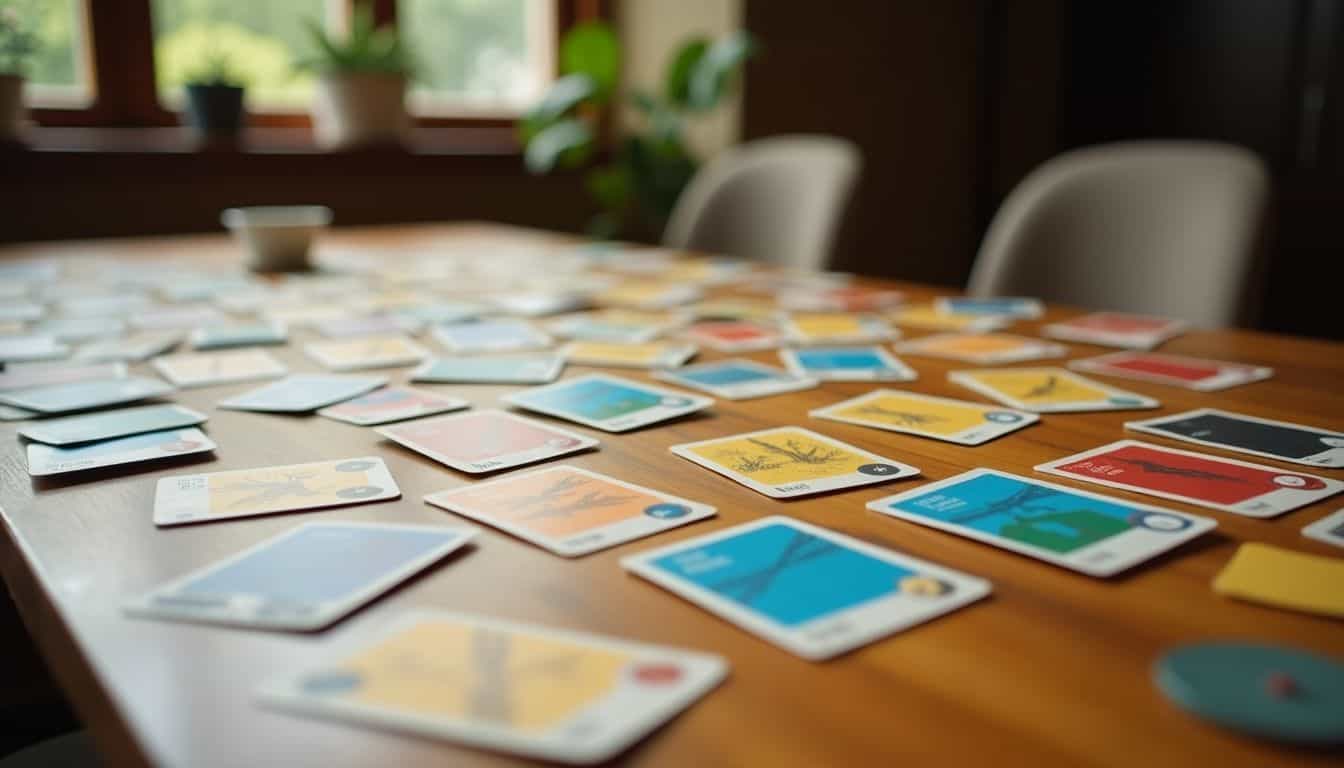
[663,135,861,271]
[967,141,1269,327]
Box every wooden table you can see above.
[2,223,1342,768]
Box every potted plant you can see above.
[0,6,38,142]
[518,21,755,239]
[299,1,412,150]
[183,48,247,142]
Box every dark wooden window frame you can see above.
[30,0,605,135]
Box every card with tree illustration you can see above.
[670,426,919,498]
[425,465,715,556]
[810,390,1037,445]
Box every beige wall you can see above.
[617,0,744,159]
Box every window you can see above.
[20,0,92,107]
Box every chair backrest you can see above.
[663,135,861,271]
[967,141,1269,327]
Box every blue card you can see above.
[622,516,990,660]
[779,346,917,381]
[217,374,387,412]
[867,469,1217,576]
[655,359,816,400]
[125,522,474,630]
[410,355,564,384]
[504,373,712,432]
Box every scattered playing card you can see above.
[74,331,182,363]
[132,304,229,331]
[0,361,126,392]
[1042,312,1187,349]
[1125,408,1344,469]
[431,319,552,353]
[654,359,817,400]
[683,320,783,352]
[492,291,590,317]
[255,611,727,764]
[597,280,703,309]
[410,355,565,385]
[622,516,989,660]
[1069,351,1273,391]
[0,302,43,322]
[125,522,474,630]
[687,298,777,322]
[28,427,215,476]
[153,456,401,526]
[20,403,207,445]
[0,376,174,414]
[59,293,151,317]
[318,387,469,426]
[304,335,430,371]
[561,340,697,369]
[949,367,1160,412]
[781,313,898,345]
[778,286,904,312]
[152,349,288,388]
[811,389,1038,445]
[1034,440,1344,518]
[935,296,1043,318]
[888,304,1011,333]
[189,322,288,350]
[1303,509,1344,549]
[504,374,712,433]
[0,404,37,421]
[378,409,597,474]
[1213,542,1344,618]
[426,465,715,556]
[670,426,919,498]
[0,334,70,363]
[779,346,917,382]
[867,469,1216,576]
[896,333,1067,364]
[37,316,126,342]
[218,374,387,413]
[314,314,419,339]
[547,313,667,344]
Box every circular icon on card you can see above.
[300,670,363,695]
[337,485,384,499]
[858,463,900,476]
[644,503,690,519]
[631,662,684,685]
[985,411,1023,423]
[1273,475,1307,488]
[1132,511,1192,532]
[1321,437,1344,448]
[335,460,377,473]
[897,575,955,597]
[659,396,693,408]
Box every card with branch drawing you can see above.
[425,465,716,556]
[670,426,919,498]
[810,390,1038,445]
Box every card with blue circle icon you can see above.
[778,346,917,382]
[503,374,712,432]
[425,465,715,557]
[124,522,474,630]
[654,359,817,400]
[809,390,1037,445]
[866,469,1216,576]
[621,516,991,660]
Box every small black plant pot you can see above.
[184,84,244,138]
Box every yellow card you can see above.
[785,312,894,343]
[889,304,1009,332]
[1213,542,1344,618]
[950,367,1160,412]
[810,389,1037,445]
[561,340,696,369]
[690,298,777,321]
[597,281,702,309]
[897,333,1065,364]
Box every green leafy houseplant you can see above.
[297,2,412,76]
[519,21,755,239]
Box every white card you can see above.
[410,355,565,385]
[377,409,598,474]
[0,334,70,363]
[27,427,216,476]
[432,319,552,353]
[1303,509,1344,549]
[503,374,713,433]
[218,374,388,413]
[152,349,288,388]
[654,359,817,400]
[622,516,990,660]
[74,332,182,363]
[304,335,431,371]
[0,376,174,413]
[317,387,470,426]
[124,522,474,630]
[0,361,126,392]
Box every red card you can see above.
[1065,313,1174,333]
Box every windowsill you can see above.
[9,125,523,157]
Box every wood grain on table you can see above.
[2,223,1342,768]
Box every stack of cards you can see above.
[655,360,817,400]
[811,390,1037,445]
[779,346,917,382]
[868,470,1216,576]
[950,368,1159,412]
[426,465,715,556]
[1069,351,1272,391]
[505,375,713,433]
[153,457,401,526]
[1042,312,1187,349]
[896,333,1067,365]
[623,517,990,660]
[256,611,727,763]
[670,426,918,498]
[378,410,598,474]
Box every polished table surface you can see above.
[2,223,1342,768]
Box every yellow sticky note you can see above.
[1213,542,1344,618]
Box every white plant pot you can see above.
[0,73,25,141]
[311,72,409,150]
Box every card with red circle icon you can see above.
[377,409,598,474]
[255,611,728,764]
[1035,440,1344,518]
